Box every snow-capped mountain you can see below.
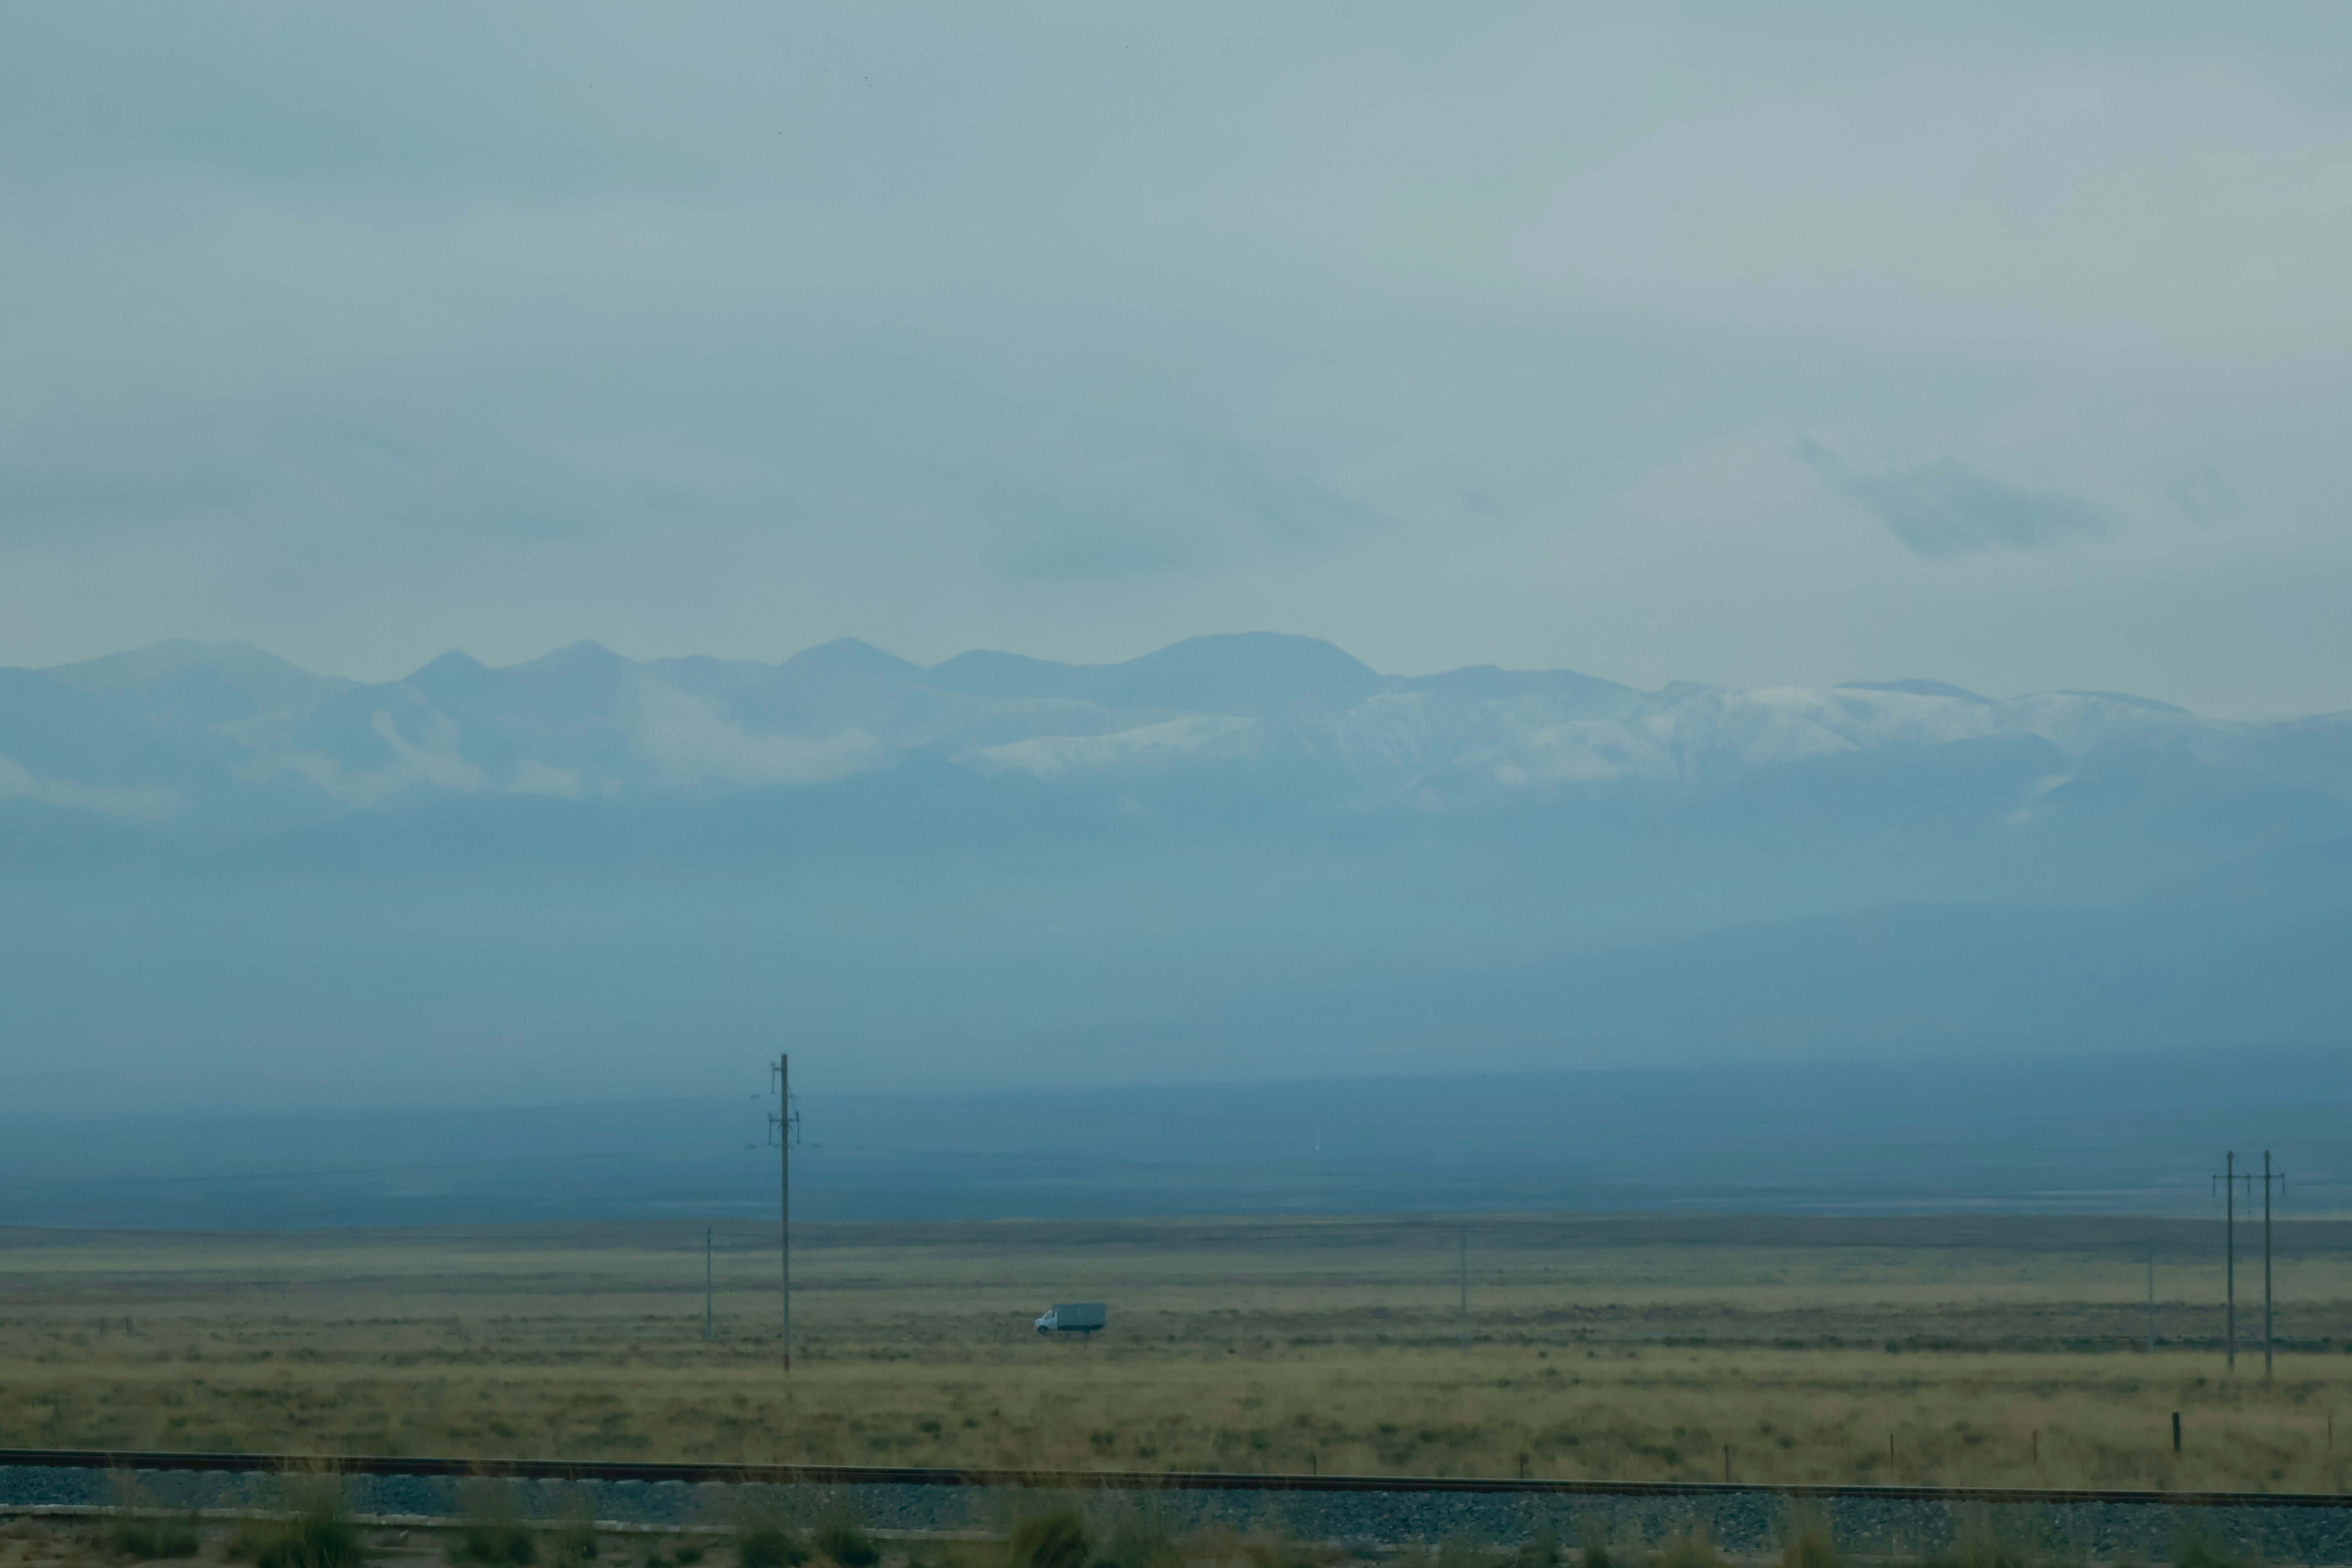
[7,631,2346,842]
[6,632,2350,1120]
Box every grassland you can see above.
[3,1214,2350,1494]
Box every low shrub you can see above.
[548,1516,598,1565]
[1005,1510,1088,1568]
[450,1481,537,1568]
[1087,1496,1182,1568]
[229,1480,365,1568]
[107,1515,202,1560]
[453,1522,539,1566]
[814,1520,877,1568]
[737,1527,809,1568]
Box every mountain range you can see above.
[9,632,2350,847]
[3,632,2348,1128]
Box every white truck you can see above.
[1033,1302,1107,1337]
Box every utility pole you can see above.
[2215,1152,2251,1373]
[704,1226,715,1343]
[2258,1151,2286,1383]
[769,1055,800,1372]
[1458,1226,1470,1352]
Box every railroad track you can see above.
[2,1448,2346,1512]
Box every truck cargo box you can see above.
[1034,1302,1107,1335]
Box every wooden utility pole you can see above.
[770,1055,799,1372]
[2216,1152,2250,1372]
[2259,1151,2285,1382]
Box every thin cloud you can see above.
[0,411,250,539]
[623,678,886,789]
[967,430,1388,586]
[2171,469,2238,525]
[0,751,182,821]
[1794,437,2109,558]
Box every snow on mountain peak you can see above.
[3,635,2341,839]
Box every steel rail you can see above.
[0,1449,2345,1511]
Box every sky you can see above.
[4,3,2350,716]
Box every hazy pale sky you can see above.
[4,3,2349,715]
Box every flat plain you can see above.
[4,1214,2351,1492]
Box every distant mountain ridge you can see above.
[5,632,2351,1119]
[4,632,2345,848]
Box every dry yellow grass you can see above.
[3,1215,2348,1493]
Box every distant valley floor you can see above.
[0,1045,2344,1229]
